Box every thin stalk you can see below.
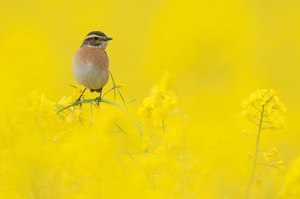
[56,98,143,137]
[162,119,166,134]
[245,105,265,198]
[109,71,117,101]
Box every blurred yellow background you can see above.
[0,0,300,198]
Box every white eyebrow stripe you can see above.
[85,34,105,39]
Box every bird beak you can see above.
[105,37,113,41]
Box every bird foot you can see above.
[95,97,102,106]
[75,97,82,106]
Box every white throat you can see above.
[86,41,107,49]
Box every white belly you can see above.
[72,57,109,89]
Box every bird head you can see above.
[81,31,112,49]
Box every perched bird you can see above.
[72,31,113,102]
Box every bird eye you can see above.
[94,37,99,40]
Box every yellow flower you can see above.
[263,147,281,161]
[115,83,125,89]
[57,96,74,107]
[138,73,179,128]
[241,89,286,130]
[269,160,285,170]
[27,91,56,120]
[70,85,85,99]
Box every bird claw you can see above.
[95,97,101,106]
[75,97,82,106]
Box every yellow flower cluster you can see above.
[243,89,287,198]
[241,89,286,130]
[264,147,285,170]
[248,147,285,171]
[263,147,281,161]
[23,92,84,144]
[138,73,179,128]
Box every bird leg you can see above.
[95,87,103,106]
[76,88,87,105]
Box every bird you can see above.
[72,31,113,103]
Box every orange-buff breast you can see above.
[72,48,109,90]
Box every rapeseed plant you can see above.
[0,72,195,198]
[2,1,300,198]
[242,89,286,198]
[138,73,179,129]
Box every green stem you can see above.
[162,119,166,134]
[56,98,143,137]
[245,105,265,199]
[109,71,117,101]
